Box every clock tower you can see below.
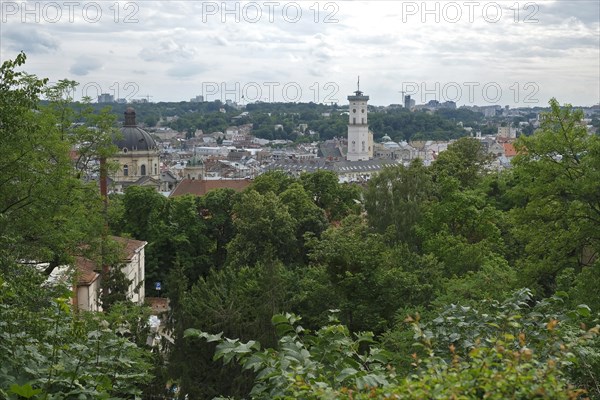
[347,77,372,161]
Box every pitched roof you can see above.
[169,179,251,197]
[74,256,100,286]
[111,236,147,260]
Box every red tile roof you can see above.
[503,143,517,157]
[169,179,251,197]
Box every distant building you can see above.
[98,93,114,103]
[497,126,517,139]
[266,158,400,183]
[109,108,161,192]
[404,95,412,110]
[182,152,205,180]
[347,80,373,161]
[190,95,204,103]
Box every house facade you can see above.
[71,236,147,312]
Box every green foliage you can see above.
[171,262,294,398]
[122,186,167,241]
[250,170,296,195]
[227,190,298,266]
[433,255,519,306]
[299,170,361,221]
[510,99,600,295]
[199,188,237,268]
[186,295,596,399]
[99,263,132,312]
[0,54,111,270]
[364,160,433,247]
[416,183,505,277]
[306,217,439,333]
[185,312,394,399]
[0,265,152,399]
[431,137,492,189]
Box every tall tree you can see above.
[227,190,298,266]
[510,99,600,295]
[0,53,111,271]
[364,160,433,247]
[431,137,491,190]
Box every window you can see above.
[362,141,365,151]
[140,164,146,176]
[123,165,128,176]
[353,109,356,113]
[353,118,356,124]
[362,118,365,124]
[361,109,365,113]
[154,163,158,175]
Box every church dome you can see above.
[114,108,158,152]
[381,134,392,142]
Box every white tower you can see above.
[347,77,372,161]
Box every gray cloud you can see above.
[4,28,59,53]
[69,56,101,76]
[139,39,197,62]
[1,0,595,105]
[539,1,600,26]
[166,63,208,78]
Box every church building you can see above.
[110,107,161,192]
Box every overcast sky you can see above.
[1,0,599,106]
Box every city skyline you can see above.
[1,0,599,106]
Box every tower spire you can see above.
[357,76,360,92]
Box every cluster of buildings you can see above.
[105,84,535,195]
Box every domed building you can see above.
[109,108,161,192]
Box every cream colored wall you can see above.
[77,279,102,312]
[111,151,160,183]
[123,247,145,305]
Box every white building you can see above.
[346,81,373,161]
[45,236,147,312]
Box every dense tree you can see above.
[0,262,152,399]
[431,136,492,189]
[227,190,298,266]
[250,170,296,195]
[0,54,111,271]
[121,186,167,241]
[306,216,438,333]
[185,290,598,399]
[510,99,600,295]
[416,182,506,277]
[364,160,433,247]
[299,170,361,221]
[279,183,328,258]
[199,188,237,269]
[171,261,295,399]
